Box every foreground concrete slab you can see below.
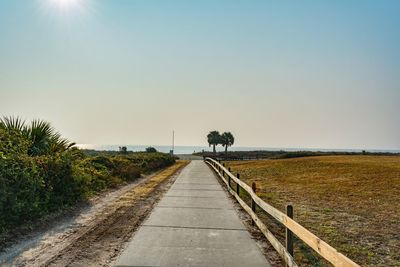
[114,161,270,267]
[144,206,245,230]
[158,196,234,209]
[116,227,266,267]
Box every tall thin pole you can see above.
[172,130,174,154]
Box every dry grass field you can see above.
[226,156,400,266]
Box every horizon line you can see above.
[76,144,400,152]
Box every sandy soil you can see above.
[0,161,188,267]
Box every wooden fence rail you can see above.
[205,157,359,267]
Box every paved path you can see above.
[176,154,204,160]
[114,161,270,267]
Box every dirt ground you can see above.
[226,156,400,267]
[0,161,188,267]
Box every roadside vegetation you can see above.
[18,160,188,266]
[0,117,175,236]
[225,156,400,266]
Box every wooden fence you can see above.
[205,157,359,267]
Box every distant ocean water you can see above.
[76,144,400,154]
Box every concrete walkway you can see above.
[114,161,270,267]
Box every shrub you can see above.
[0,120,176,234]
[119,146,128,154]
[111,157,140,181]
[35,151,85,211]
[0,155,44,231]
[145,147,157,153]
[0,129,45,230]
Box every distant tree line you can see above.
[118,146,158,154]
[207,131,235,154]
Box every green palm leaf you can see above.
[0,116,26,131]
[1,116,75,156]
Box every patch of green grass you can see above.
[322,208,333,214]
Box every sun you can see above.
[47,0,85,12]
[40,0,90,20]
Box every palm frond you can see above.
[1,116,75,156]
[26,119,75,155]
[0,116,26,131]
[49,131,75,153]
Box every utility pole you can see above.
[171,130,175,155]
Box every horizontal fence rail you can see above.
[205,157,359,267]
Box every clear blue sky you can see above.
[0,0,399,150]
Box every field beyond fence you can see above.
[209,156,400,266]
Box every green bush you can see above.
[35,152,85,211]
[0,119,176,234]
[0,129,45,230]
[111,157,141,181]
[123,152,175,172]
[145,147,157,153]
[0,155,44,231]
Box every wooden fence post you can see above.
[236,173,240,196]
[251,182,257,226]
[286,204,294,265]
[227,167,231,188]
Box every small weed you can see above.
[322,208,333,214]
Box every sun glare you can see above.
[47,0,86,13]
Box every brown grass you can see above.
[226,156,400,267]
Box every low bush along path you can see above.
[1,161,188,267]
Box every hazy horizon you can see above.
[1,0,399,150]
[77,144,400,153]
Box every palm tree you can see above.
[0,116,75,156]
[221,132,234,154]
[207,130,221,153]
